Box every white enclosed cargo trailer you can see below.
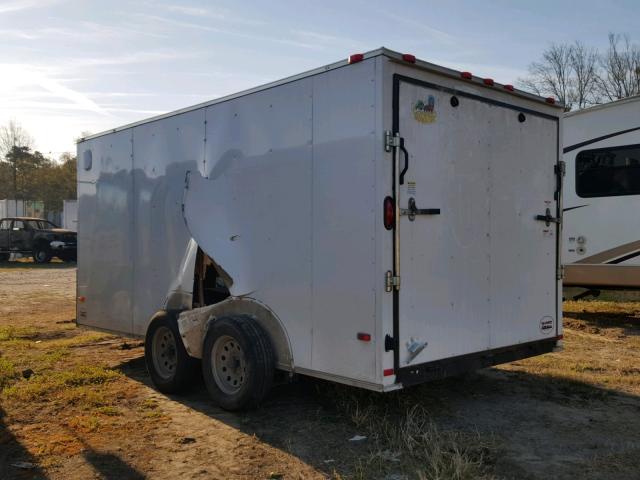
[562,95,640,290]
[77,48,564,410]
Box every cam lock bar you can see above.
[400,198,441,221]
[535,207,561,226]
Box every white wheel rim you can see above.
[152,326,178,380]
[211,335,246,395]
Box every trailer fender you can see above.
[177,297,293,371]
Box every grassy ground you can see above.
[1,264,640,479]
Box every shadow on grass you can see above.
[0,406,48,479]
[71,430,146,480]
[115,354,640,480]
[564,309,640,336]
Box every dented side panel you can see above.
[184,60,381,381]
[188,78,314,369]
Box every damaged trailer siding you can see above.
[78,58,384,384]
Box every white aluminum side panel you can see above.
[310,60,377,381]
[131,109,205,336]
[395,77,558,366]
[77,130,134,334]
[563,99,640,271]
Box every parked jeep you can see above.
[0,217,77,263]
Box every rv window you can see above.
[576,144,640,198]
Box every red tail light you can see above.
[348,53,364,64]
[383,196,395,230]
[383,368,395,377]
[483,78,494,86]
[402,53,416,63]
[460,71,473,80]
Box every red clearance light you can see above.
[557,334,563,340]
[546,97,556,104]
[357,332,371,342]
[383,196,395,230]
[383,368,395,377]
[78,296,86,303]
[402,53,416,63]
[460,71,473,80]
[348,53,364,64]
[483,78,494,86]
[503,84,514,91]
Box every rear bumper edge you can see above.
[397,337,559,387]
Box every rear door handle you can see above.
[535,208,560,226]
[399,137,409,186]
[400,197,441,221]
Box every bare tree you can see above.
[569,41,600,109]
[0,120,33,160]
[598,33,640,101]
[519,43,574,109]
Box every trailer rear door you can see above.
[393,75,559,370]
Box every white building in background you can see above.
[0,199,45,219]
[62,200,77,232]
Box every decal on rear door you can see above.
[412,95,436,123]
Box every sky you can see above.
[1,0,638,158]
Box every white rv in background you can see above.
[563,95,640,291]
[77,48,563,410]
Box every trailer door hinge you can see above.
[555,161,566,177]
[385,270,400,292]
[384,334,395,352]
[557,264,565,280]
[384,130,400,152]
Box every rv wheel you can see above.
[202,315,274,411]
[145,310,197,393]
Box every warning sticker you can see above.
[539,316,554,335]
[407,181,416,196]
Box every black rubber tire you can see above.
[33,244,52,264]
[144,310,198,394]
[202,315,274,411]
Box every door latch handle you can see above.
[399,137,409,186]
[400,197,441,221]
[535,208,560,226]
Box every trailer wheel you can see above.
[33,244,52,264]
[202,315,274,411]
[145,310,197,393]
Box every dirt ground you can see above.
[1,264,640,479]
